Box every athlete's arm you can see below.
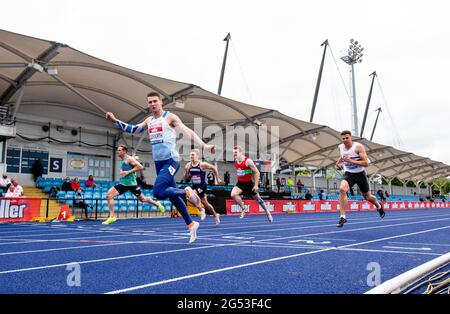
[246,158,260,192]
[200,162,222,184]
[335,156,343,170]
[121,156,144,176]
[168,113,215,153]
[106,112,148,134]
[183,163,191,181]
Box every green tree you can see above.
[433,178,450,194]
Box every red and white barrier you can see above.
[225,199,450,215]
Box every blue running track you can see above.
[0,208,449,294]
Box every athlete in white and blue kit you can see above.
[106,92,215,243]
[335,130,385,227]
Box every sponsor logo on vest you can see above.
[303,202,315,211]
[283,202,296,212]
[231,204,250,213]
[320,202,331,211]
[260,202,274,213]
[0,200,26,219]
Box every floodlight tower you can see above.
[341,39,364,136]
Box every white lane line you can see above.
[388,241,450,247]
[0,238,204,256]
[0,230,103,239]
[0,232,183,246]
[288,239,331,244]
[0,242,247,275]
[252,216,450,243]
[336,247,440,256]
[197,213,450,239]
[382,246,432,251]
[105,225,450,294]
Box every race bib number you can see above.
[149,123,163,145]
[168,166,176,176]
[191,175,201,184]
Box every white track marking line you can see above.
[105,225,450,294]
[382,246,432,251]
[196,213,450,238]
[388,241,450,247]
[231,242,441,256]
[0,238,211,256]
[252,217,450,243]
[154,212,450,233]
[336,247,440,256]
[0,242,247,275]
[0,231,183,246]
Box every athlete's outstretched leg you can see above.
[231,186,246,218]
[252,193,273,223]
[363,192,385,218]
[337,180,349,227]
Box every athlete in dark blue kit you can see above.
[106,92,215,243]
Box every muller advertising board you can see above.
[0,198,41,223]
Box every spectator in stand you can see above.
[74,187,91,219]
[304,190,312,201]
[287,178,295,193]
[377,189,386,202]
[5,178,24,197]
[31,159,44,185]
[319,189,326,200]
[71,177,81,191]
[62,177,73,191]
[85,175,99,189]
[224,171,230,186]
[296,178,304,193]
[0,173,11,196]
[384,190,390,198]
[276,177,281,193]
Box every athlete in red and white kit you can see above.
[230,146,273,222]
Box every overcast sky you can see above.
[2,0,450,166]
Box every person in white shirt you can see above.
[335,130,385,227]
[0,173,11,196]
[5,178,24,197]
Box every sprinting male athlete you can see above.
[184,149,222,225]
[106,92,215,243]
[231,146,273,222]
[102,145,164,225]
[335,130,385,228]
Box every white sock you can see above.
[340,215,346,219]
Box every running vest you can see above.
[235,156,253,182]
[339,143,365,173]
[188,162,206,185]
[148,111,179,161]
[120,160,137,186]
